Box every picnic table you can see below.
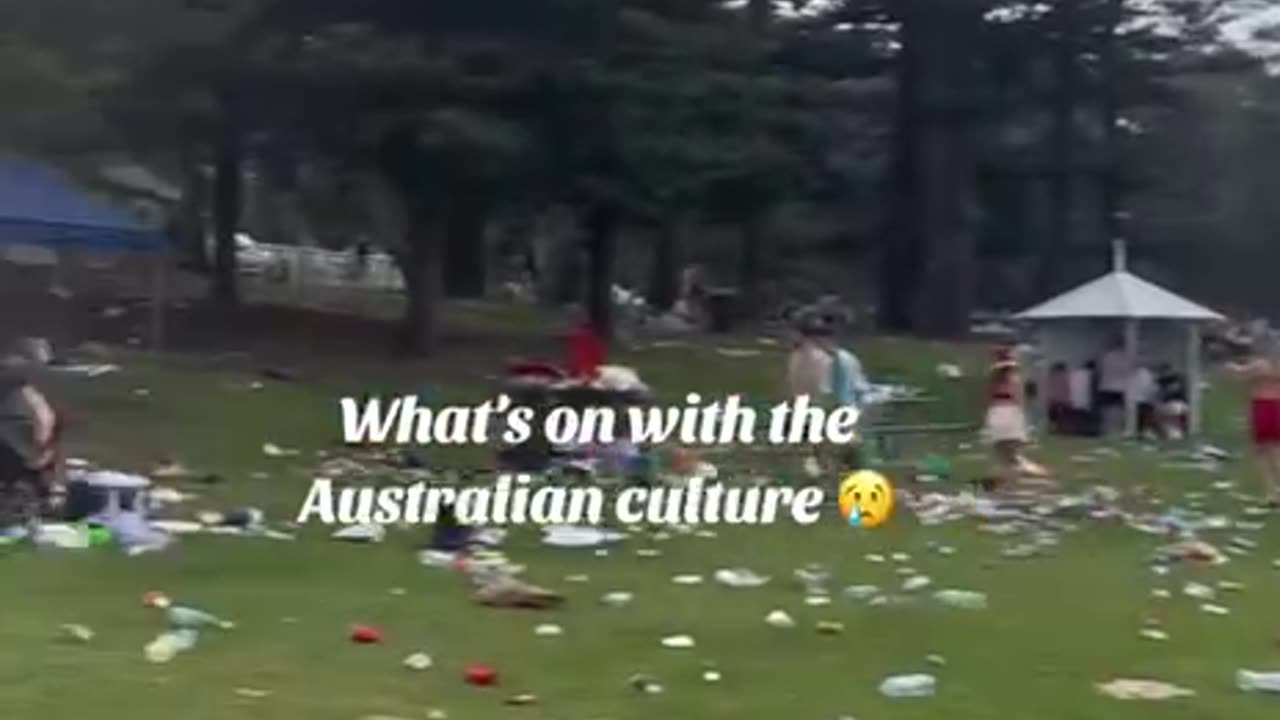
[858,395,976,465]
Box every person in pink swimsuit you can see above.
[983,350,1026,490]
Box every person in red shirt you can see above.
[566,316,605,380]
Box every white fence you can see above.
[251,243,404,291]
[238,243,407,315]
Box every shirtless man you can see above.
[0,368,59,533]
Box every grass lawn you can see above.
[2,326,1278,720]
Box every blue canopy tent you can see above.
[0,158,170,347]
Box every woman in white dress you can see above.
[984,350,1029,489]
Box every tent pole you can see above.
[150,249,168,351]
[1187,322,1202,436]
[1124,318,1139,437]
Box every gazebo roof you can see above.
[1015,242,1223,321]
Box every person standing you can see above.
[784,317,832,400]
[1097,338,1129,435]
[1046,362,1071,434]
[784,316,868,471]
[565,313,605,380]
[0,368,59,536]
[984,350,1029,490]
[1229,343,1280,507]
[1067,361,1095,435]
[1131,364,1159,439]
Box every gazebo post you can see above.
[1124,318,1139,437]
[1187,322,1202,436]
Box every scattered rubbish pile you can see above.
[9,356,1275,713]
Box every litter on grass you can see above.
[1096,679,1195,701]
[661,634,695,649]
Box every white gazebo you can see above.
[1015,241,1224,436]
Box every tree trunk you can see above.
[880,0,925,332]
[178,135,207,270]
[911,123,978,337]
[444,198,488,298]
[649,211,684,312]
[1099,0,1123,261]
[211,92,242,306]
[747,0,771,32]
[260,141,300,247]
[584,204,618,342]
[738,213,765,321]
[907,1,981,337]
[1039,0,1078,292]
[398,203,442,355]
[552,239,582,306]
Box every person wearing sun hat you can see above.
[983,346,1028,490]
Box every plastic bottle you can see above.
[167,606,233,630]
[1236,670,1280,693]
[879,673,937,698]
[932,589,988,610]
[144,629,199,663]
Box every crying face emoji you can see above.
[837,471,894,529]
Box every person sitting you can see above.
[429,502,472,552]
[0,368,60,535]
[1156,365,1189,439]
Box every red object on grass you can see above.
[566,322,604,379]
[505,360,566,381]
[349,624,383,644]
[464,663,498,686]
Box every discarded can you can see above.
[464,663,497,686]
[879,673,936,698]
[350,624,383,644]
[58,624,94,643]
[403,652,433,671]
